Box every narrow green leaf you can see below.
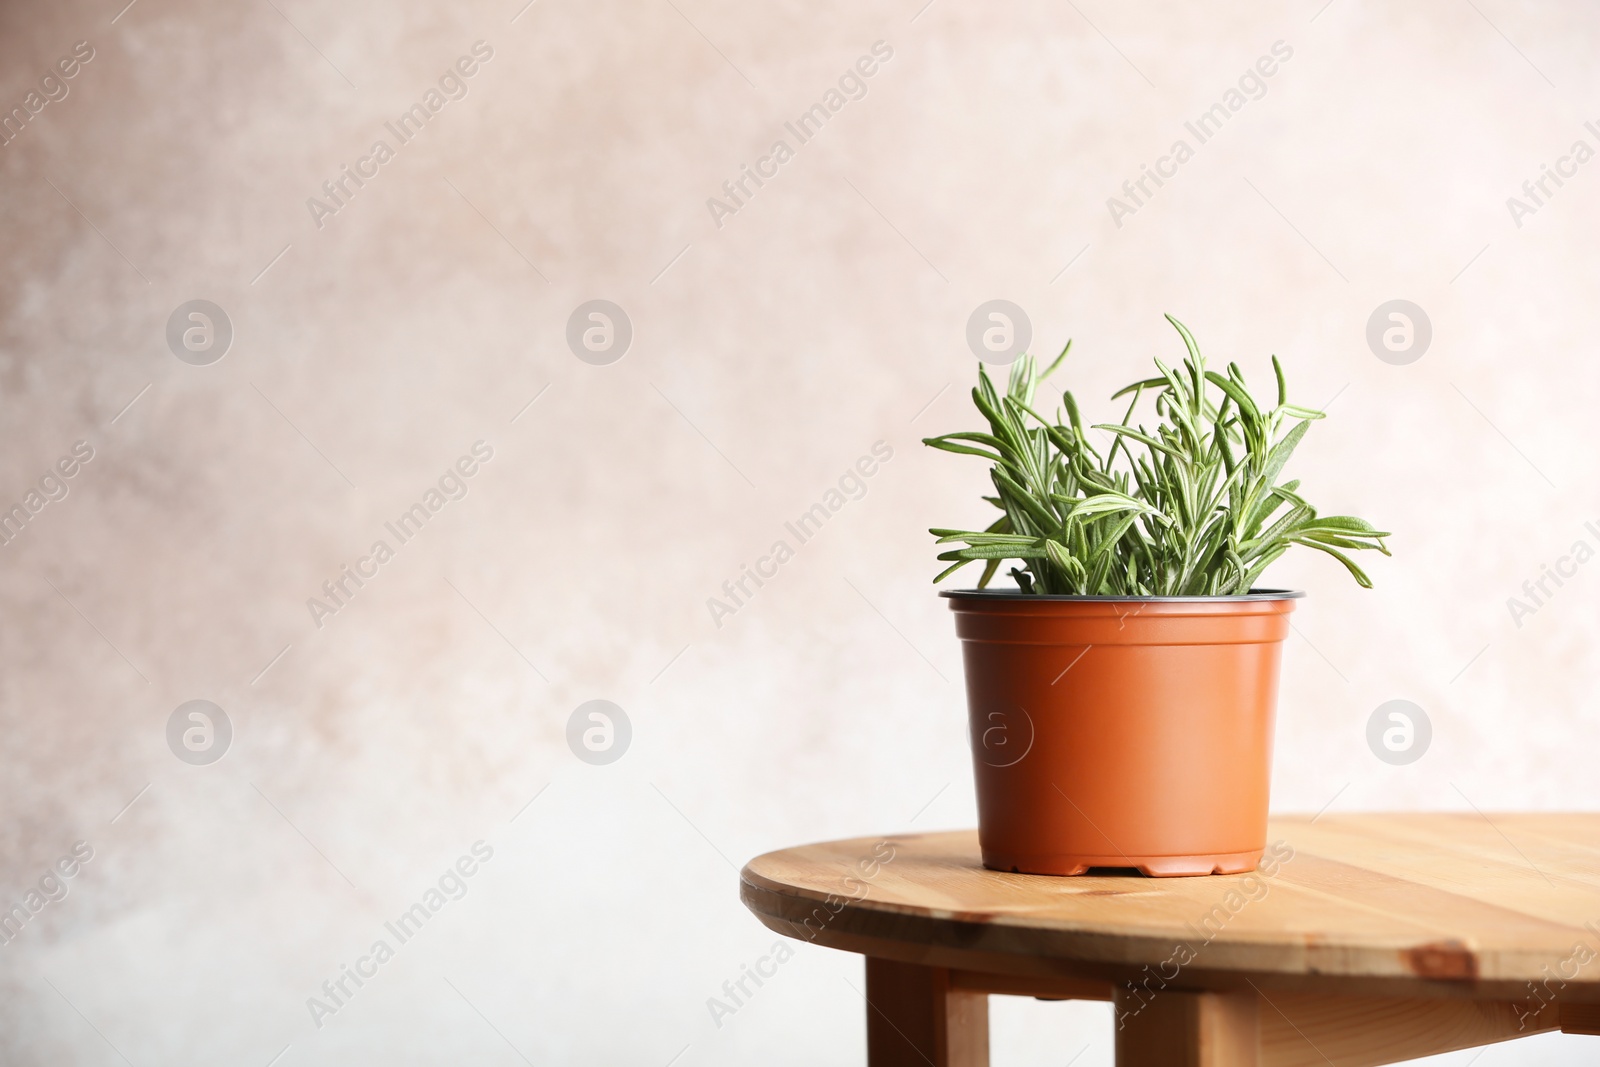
[1041,339,1072,381]
[1280,404,1326,420]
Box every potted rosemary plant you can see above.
[927,316,1388,876]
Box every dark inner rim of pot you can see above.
[939,588,1306,602]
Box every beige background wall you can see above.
[1,0,1596,1062]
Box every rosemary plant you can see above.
[925,316,1390,595]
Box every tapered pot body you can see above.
[946,590,1300,877]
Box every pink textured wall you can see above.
[2,0,1597,1062]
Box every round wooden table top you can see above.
[741,814,1600,993]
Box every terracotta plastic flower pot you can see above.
[946,589,1301,877]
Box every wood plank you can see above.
[1282,815,1600,913]
[1270,854,1584,960]
[1269,817,1600,980]
[1114,988,1258,1066]
[741,824,1600,987]
[1289,814,1600,898]
[865,957,988,1067]
[949,969,1111,1001]
[745,820,1600,1067]
[1561,1000,1600,1035]
[1504,815,1600,863]
[744,833,1492,976]
[1255,990,1559,1066]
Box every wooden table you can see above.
[740,815,1600,1066]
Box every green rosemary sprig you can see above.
[925,315,1390,595]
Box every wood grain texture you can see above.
[865,958,989,1067]
[1254,991,1557,1066]
[1115,988,1259,1066]
[1561,1000,1600,1034]
[949,970,1112,1001]
[740,816,1600,990]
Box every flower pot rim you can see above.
[939,587,1305,603]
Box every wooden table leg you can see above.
[1114,987,1259,1066]
[865,957,989,1067]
